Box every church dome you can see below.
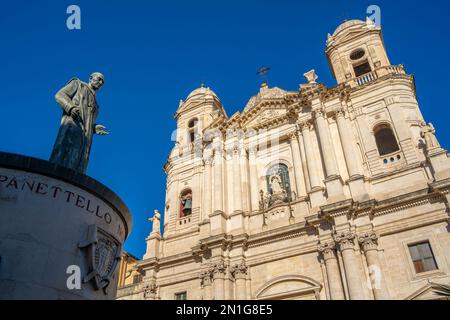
[332,19,366,37]
[186,85,219,102]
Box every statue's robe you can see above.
[50,78,99,174]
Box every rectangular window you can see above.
[132,274,142,284]
[175,291,187,300]
[408,241,438,274]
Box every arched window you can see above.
[188,118,198,143]
[374,124,400,156]
[353,59,372,77]
[266,163,292,202]
[179,189,192,217]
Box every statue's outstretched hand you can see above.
[95,124,110,135]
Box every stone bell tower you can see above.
[160,85,226,241]
[326,18,391,84]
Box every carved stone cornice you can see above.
[317,241,337,261]
[230,262,248,279]
[334,231,356,251]
[358,232,378,252]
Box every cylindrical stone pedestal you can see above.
[0,152,132,300]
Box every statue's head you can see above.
[89,72,105,91]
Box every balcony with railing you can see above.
[352,64,406,87]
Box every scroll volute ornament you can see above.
[231,262,248,278]
[358,232,379,252]
[334,231,356,251]
[318,241,337,260]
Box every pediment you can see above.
[244,107,287,128]
[406,282,450,300]
[243,86,287,112]
[255,275,322,300]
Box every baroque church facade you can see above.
[117,18,450,300]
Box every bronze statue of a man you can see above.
[50,72,109,174]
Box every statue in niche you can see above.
[149,210,161,234]
[270,175,284,194]
[269,174,287,205]
[50,72,109,174]
[420,121,440,151]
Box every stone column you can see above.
[289,132,307,198]
[213,148,223,213]
[300,122,326,208]
[335,109,360,178]
[335,109,369,201]
[231,262,248,300]
[358,232,390,300]
[210,141,226,235]
[232,144,243,213]
[248,146,260,212]
[314,109,339,177]
[200,271,213,300]
[212,262,226,300]
[203,156,213,220]
[314,109,345,202]
[334,231,366,300]
[318,242,345,300]
[300,122,321,189]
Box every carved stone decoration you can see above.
[420,122,440,151]
[334,231,356,251]
[199,271,213,287]
[265,207,288,223]
[243,86,287,112]
[210,261,227,276]
[143,281,158,299]
[230,262,248,279]
[149,210,161,234]
[78,224,122,294]
[299,121,312,131]
[304,70,319,84]
[204,156,213,166]
[318,241,337,260]
[313,108,325,119]
[358,232,379,252]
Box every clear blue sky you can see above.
[1,1,449,258]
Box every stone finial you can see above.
[304,69,318,84]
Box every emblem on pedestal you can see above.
[78,224,122,294]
